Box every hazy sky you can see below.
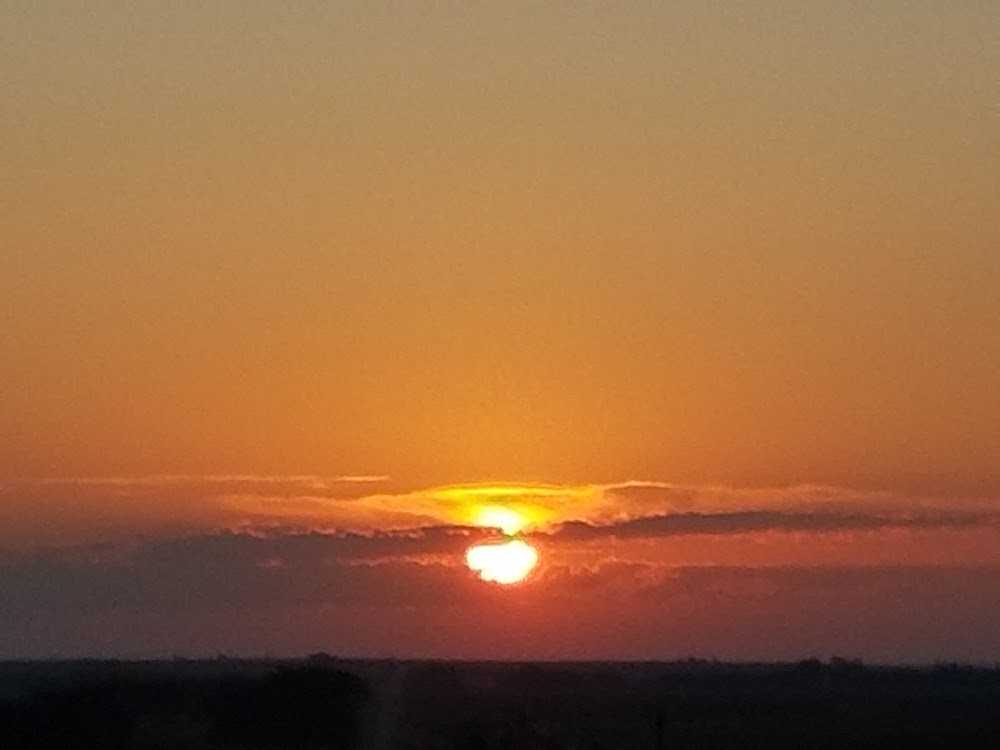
[2,2,998,660]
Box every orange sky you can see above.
[1,2,998,661]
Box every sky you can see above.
[1,2,998,662]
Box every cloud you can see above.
[3,475,998,554]
[541,509,1000,542]
[11,474,391,498]
[0,475,406,549]
[0,529,489,619]
[3,530,1000,662]
[592,482,999,517]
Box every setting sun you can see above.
[465,540,539,585]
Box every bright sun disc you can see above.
[465,540,538,584]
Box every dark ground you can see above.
[2,657,999,748]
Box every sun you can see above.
[465,539,538,584]
[466,506,539,584]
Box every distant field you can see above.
[2,658,1000,748]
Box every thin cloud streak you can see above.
[2,475,998,551]
[6,474,391,490]
[541,509,1000,542]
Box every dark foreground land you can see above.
[2,657,1000,748]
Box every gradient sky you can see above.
[2,2,998,661]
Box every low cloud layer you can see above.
[2,529,1000,663]
[3,475,998,549]
[3,476,999,660]
[544,508,1000,541]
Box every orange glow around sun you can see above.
[474,505,529,535]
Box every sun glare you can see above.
[474,506,528,535]
[465,540,538,585]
